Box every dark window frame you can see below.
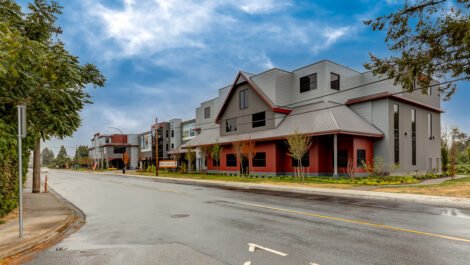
[114,146,125,154]
[252,152,266,167]
[338,149,348,168]
[212,158,220,167]
[204,107,210,119]
[394,104,400,164]
[292,152,310,167]
[225,118,237,132]
[300,73,317,93]
[330,72,340,90]
[412,109,417,166]
[252,111,266,128]
[226,154,237,167]
[427,113,433,139]
[239,89,249,110]
[357,149,366,168]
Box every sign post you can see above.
[17,105,26,238]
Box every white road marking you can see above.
[243,261,251,265]
[248,243,288,257]
[309,262,320,265]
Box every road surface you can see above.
[26,170,470,265]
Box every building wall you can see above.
[220,83,275,136]
[387,99,441,174]
[170,119,182,150]
[206,136,375,176]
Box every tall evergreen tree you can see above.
[41,147,54,166]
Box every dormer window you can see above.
[300,73,317,93]
[330,73,340,90]
[239,89,249,110]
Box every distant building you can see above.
[89,133,139,169]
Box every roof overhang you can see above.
[346,92,444,113]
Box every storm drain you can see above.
[171,214,190,219]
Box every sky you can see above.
[17,0,468,156]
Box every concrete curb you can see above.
[0,184,85,262]
[95,171,470,210]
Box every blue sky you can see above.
[27,0,468,155]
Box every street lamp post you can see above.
[108,126,126,174]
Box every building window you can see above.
[338,150,348,167]
[171,143,174,149]
[292,153,309,167]
[394,104,399,164]
[239,89,249,110]
[226,154,237,167]
[166,144,168,151]
[411,109,416,166]
[212,158,220,167]
[204,107,210,119]
[357,149,366,168]
[330,73,340,90]
[105,138,110,143]
[300,73,317,93]
[252,152,266,167]
[171,130,174,138]
[427,113,433,139]
[114,146,125,154]
[225,118,237,132]
[252,111,266,128]
[165,130,169,138]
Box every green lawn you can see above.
[374,177,470,198]
[134,170,423,186]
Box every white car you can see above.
[40,167,49,173]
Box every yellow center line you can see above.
[237,202,470,243]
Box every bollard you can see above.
[44,175,48,193]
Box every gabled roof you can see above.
[183,101,383,147]
[214,71,292,123]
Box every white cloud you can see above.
[238,0,292,14]
[312,26,350,54]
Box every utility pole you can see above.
[17,105,26,238]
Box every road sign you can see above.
[18,105,26,138]
[159,160,178,168]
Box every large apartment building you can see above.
[184,60,441,176]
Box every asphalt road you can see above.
[26,170,470,265]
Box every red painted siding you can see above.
[205,135,375,175]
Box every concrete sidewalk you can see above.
[0,177,82,263]
[96,171,470,209]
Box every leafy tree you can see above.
[210,142,223,174]
[286,130,312,182]
[41,147,54,166]
[231,141,245,176]
[54,145,70,168]
[441,139,449,173]
[73,145,89,168]
[364,0,469,99]
[0,0,105,193]
[185,146,195,172]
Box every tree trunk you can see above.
[32,138,41,193]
